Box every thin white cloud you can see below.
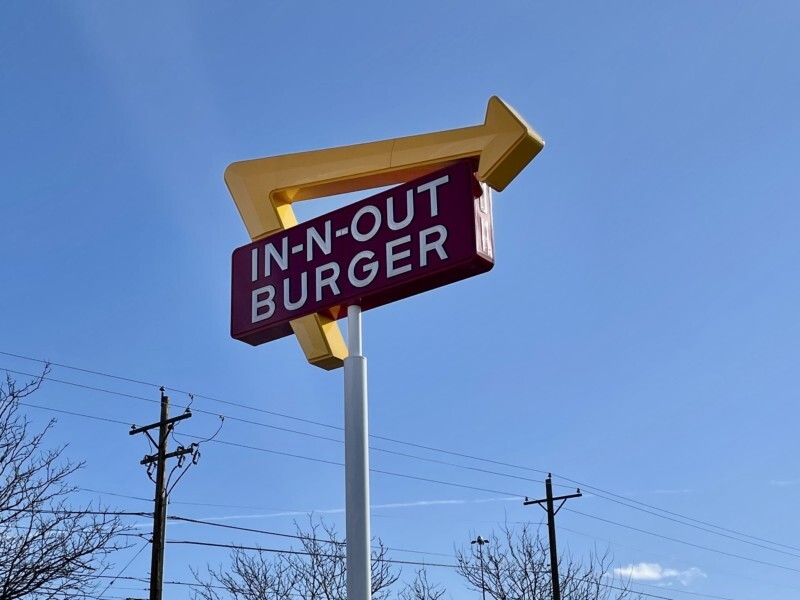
[616,489,692,497]
[473,496,520,504]
[131,496,518,529]
[373,499,466,509]
[769,479,800,487]
[204,497,509,522]
[613,563,706,586]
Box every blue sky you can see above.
[1,1,799,599]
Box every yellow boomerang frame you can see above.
[225,96,544,370]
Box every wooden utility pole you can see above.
[130,388,194,600]
[523,474,582,600]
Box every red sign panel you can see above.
[231,161,494,346]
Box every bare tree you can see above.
[399,569,447,600]
[192,517,400,600]
[455,524,641,600]
[0,369,127,600]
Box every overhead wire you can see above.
[19,400,132,426]
[88,569,741,600]
[15,371,800,574]
[164,538,743,600]
[166,537,461,570]
[0,355,766,513]
[12,387,532,500]
[167,514,455,558]
[96,539,151,598]
[558,483,800,559]
[17,382,800,578]
[18,398,524,510]
[162,513,789,598]
[552,472,800,554]
[559,525,800,595]
[565,508,800,575]
[17,374,797,566]
[80,423,800,581]
[185,430,800,575]
[25,472,797,599]
[9,508,151,517]
[3,352,798,574]
[179,433,525,497]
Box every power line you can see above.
[12,365,548,490]
[0,358,543,482]
[20,401,132,425]
[178,431,800,576]
[165,538,460,570]
[0,351,161,389]
[92,565,742,600]
[78,525,761,600]
[562,483,800,559]
[97,540,151,598]
[167,514,455,559]
[185,434,525,497]
[556,571,742,600]
[166,538,741,600]
[80,487,294,513]
[91,569,738,600]
[18,385,800,576]
[42,488,732,584]
[592,580,731,600]
[10,508,151,517]
[21,373,521,503]
[18,389,800,580]
[21,386,797,568]
[5,354,798,561]
[3,370,587,513]
[172,426,800,581]
[3,367,159,407]
[0,358,774,555]
[59,490,800,599]
[0,356,339,430]
[553,472,800,554]
[12,365,538,493]
[81,487,153,503]
[168,514,346,545]
[560,525,800,596]
[565,508,800,575]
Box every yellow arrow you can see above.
[225,96,544,370]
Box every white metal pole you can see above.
[345,304,371,600]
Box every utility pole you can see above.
[130,388,195,600]
[523,474,582,600]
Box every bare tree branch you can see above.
[399,568,446,600]
[455,524,642,600]
[191,516,399,600]
[0,368,128,600]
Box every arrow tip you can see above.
[479,96,544,191]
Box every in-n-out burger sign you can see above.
[231,161,494,345]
